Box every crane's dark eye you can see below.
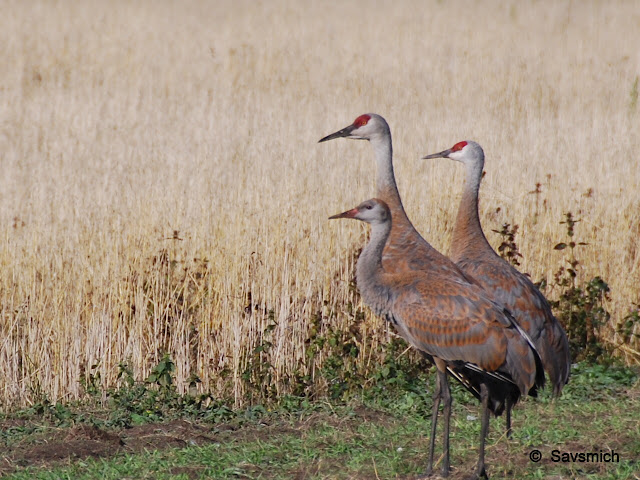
[366,205,373,210]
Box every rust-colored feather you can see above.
[380,271,540,395]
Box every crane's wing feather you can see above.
[384,273,540,395]
[458,256,570,394]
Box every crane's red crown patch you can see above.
[452,141,468,152]
[353,114,371,127]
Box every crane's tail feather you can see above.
[446,362,521,417]
[503,308,546,395]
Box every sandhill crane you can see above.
[330,198,544,479]
[423,140,571,435]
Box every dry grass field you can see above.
[1,0,639,408]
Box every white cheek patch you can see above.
[451,151,464,162]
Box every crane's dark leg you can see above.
[468,383,490,480]
[425,369,442,476]
[505,397,512,438]
[440,370,452,477]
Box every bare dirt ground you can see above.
[1,402,634,479]
[0,419,211,476]
[0,406,396,478]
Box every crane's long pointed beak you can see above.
[318,124,356,143]
[422,149,452,160]
[329,207,358,220]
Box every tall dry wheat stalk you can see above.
[1,0,639,408]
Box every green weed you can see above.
[547,212,612,362]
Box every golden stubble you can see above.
[0,0,639,406]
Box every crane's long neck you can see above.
[451,160,493,261]
[356,219,394,315]
[370,133,412,232]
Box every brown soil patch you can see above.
[0,419,217,476]
[0,406,398,477]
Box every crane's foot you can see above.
[464,465,488,480]
[505,419,512,439]
[415,466,450,479]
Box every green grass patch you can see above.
[1,362,638,479]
